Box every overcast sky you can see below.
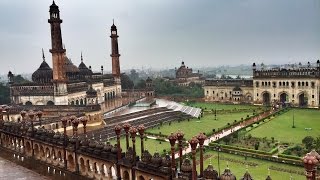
[0,0,319,74]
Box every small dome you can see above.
[32,60,53,83]
[78,54,92,76]
[242,171,253,180]
[65,56,79,73]
[203,164,218,180]
[151,152,162,166]
[220,168,236,180]
[181,158,192,172]
[233,86,242,91]
[86,86,97,97]
[141,150,152,163]
[146,77,152,83]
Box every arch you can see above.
[279,92,289,104]
[25,101,32,106]
[71,101,75,105]
[34,144,40,157]
[112,91,115,98]
[298,92,308,107]
[105,93,107,101]
[57,151,62,161]
[123,170,130,180]
[45,147,50,158]
[87,159,91,172]
[25,141,31,154]
[80,157,85,172]
[67,154,75,170]
[138,175,146,180]
[80,99,84,105]
[40,145,45,158]
[76,100,79,105]
[262,91,271,105]
[51,149,56,160]
[55,123,59,129]
[47,101,54,106]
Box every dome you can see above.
[203,164,218,180]
[86,86,97,97]
[32,60,53,83]
[78,54,92,77]
[220,168,236,180]
[181,158,192,172]
[146,77,152,83]
[242,171,253,180]
[151,152,162,166]
[65,56,79,73]
[141,150,152,163]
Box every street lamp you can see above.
[36,111,43,127]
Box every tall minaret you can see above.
[48,1,68,105]
[110,20,121,84]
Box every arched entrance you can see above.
[139,175,146,180]
[123,171,130,180]
[262,92,271,105]
[279,92,288,104]
[68,155,75,170]
[47,101,54,105]
[299,93,308,107]
[25,101,32,106]
[80,158,85,172]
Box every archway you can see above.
[67,154,75,170]
[34,144,40,157]
[262,92,271,105]
[139,175,146,180]
[76,100,79,106]
[279,92,288,104]
[105,93,107,101]
[40,145,45,158]
[25,142,31,154]
[47,101,54,105]
[123,171,130,180]
[45,147,50,158]
[25,101,32,106]
[80,99,84,105]
[71,101,75,105]
[299,93,308,107]
[80,158,85,172]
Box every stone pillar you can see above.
[303,153,318,180]
[137,124,145,155]
[129,127,138,163]
[176,130,184,170]
[123,123,131,150]
[61,117,68,169]
[114,125,122,180]
[168,133,177,178]
[189,137,199,180]
[197,133,207,178]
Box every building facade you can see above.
[8,1,122,106]
[204,61,320,108]
[175,61,204,86]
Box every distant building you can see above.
[8,1,121,106]
[175,61,204,86]
[204,61,320,108]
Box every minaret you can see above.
[110,20,121,84]
[48,1,68,105]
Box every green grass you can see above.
[186,102,260,111]
[146,112,252,140]
[110,136,170,157]
[249,109,320,144]
[201,151,304,179]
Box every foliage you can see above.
[302,136,314,151]
[0,82,10,104]
[121,73,134,89]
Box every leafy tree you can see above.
[120,73,134,89]
[0,82,10,104]
[302,136,314,151]
[14,75,30,83]
[135,79,146,89]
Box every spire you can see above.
[42,48,45,61]
[113,19,114,25]
[81,51,83,62]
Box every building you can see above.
[204,61,320,108]
[8,1,122,106]
[175,61,204,86]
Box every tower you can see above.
[110,20,121,84]
[48,1,68,105]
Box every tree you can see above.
[120,73,134,89]
[302,136,314,151]
[0,82,10,104]
[135,79,146,89]
[14,75,30,84]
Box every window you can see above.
[274,94,276,97]
[213,91,215,94]
[286,82,289,86]
[268,82,271,86]
[262,82,264,86]
[257,93,259,97]
[302,82,305,86]
[292,94,294,98]
[279,82,281,86]
[312,95,314,99]
[306,82,308,86]
[206,91,208,94]
[298,82,301,86]
[311,82,315,87]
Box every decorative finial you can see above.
[113,19,114,25]
[81,51,83,62]
[42,48,45,61]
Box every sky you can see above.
[0,0,319,74]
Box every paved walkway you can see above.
[147,110,273,157]
[0,156,48,180]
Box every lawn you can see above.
[200,151,304,179]
[146,112,252,140]
[249,108,320,144]
[186,102,260,111]
[110,136,170,157]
